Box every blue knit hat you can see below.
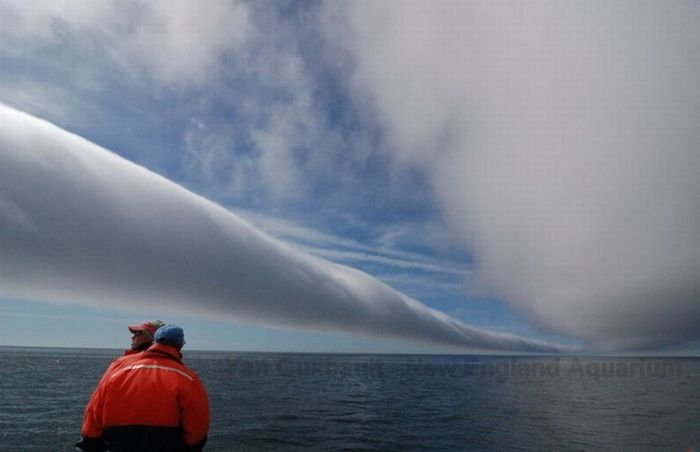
[155,324,185,348]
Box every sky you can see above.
[0,1,698,354]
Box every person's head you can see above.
[154,324,186,351]
[128,320,164,351]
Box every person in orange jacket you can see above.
[83,320,166,406]
[76,324,210,452]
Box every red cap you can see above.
[127,320,164,338]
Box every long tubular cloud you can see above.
[0,104,563,353]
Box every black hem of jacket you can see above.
[75,436,104,452]
[100,425,205,452]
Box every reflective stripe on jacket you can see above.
[78,343,209,451]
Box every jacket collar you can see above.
[145,342,183,362]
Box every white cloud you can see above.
[239,210,468,276]
[247,50,327,201]
[182,118,244,191]
[120,0,250,87]
[0,103,564,353]
[0,0,116,42]
[302,247,467,277]
[251,125,306,200]
[0,0,251,87]
[335,1,700,350]
[326,0,473,166]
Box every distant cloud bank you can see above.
[335,1,700,350]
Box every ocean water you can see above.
[0,347,698,451]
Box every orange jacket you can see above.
[86,350,144,400]
[78,343,210,451]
